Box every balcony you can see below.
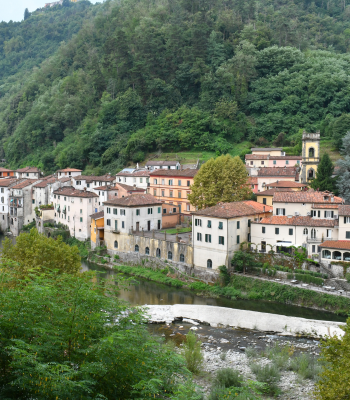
[307,237,334,243]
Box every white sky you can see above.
[0,0,101,23]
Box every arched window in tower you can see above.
[308,169,315,179]
[308,147,315,158]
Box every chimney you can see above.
[263,206,265,212]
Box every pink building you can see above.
[245,154,302,169]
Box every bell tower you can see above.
[300,131,320,184]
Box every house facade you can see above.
[256,167,300,192]
[15,167,41,179]
[192,201,273,270]
[116,170,150,190]
[72,175,115,191]
[145,161,181,171]
[148,169,198,214]
[0,168,15,178]
[57,168,82,178]
[0,179,19,232]
[90,211,104,249]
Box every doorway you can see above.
[147,220,151,231]
[136,222,139,231]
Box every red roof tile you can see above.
[116,170,150,177]
[53,186,98,198]
[16,167,40,173]
[248,177,258,184]
[273,190,343,204]
[320,240,350,250]
[73,175,115,183]
[90,211,104,220]
[104,193,162,207]
[338,205,350,216]
[267,181,307,188]
[149,169,198,177]
[258,167,298,177]
[11,179,40,189]
[33,178,57,188]
[257,215,338,227]
[57,168,82,172]
[192,201,272,218]
[0,179,18,187]
[257,188,293,196]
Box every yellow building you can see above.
[300,131,320,183]
[91,211,104,249]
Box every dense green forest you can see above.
[1,0,350,174]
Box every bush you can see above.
[213,368,243,388]
[250,363,281,396]
[289,353,321,380]
[182,331,203,374]
[346,273,350,283]
[245,347,259,359]
[114,254,120,260]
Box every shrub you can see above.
[213,368,243,388]
[346,273,350,283]
[289,353,321,380]
[182,331,203,374]
[250,363,281,395]
[114,254,120,260]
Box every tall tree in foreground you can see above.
[188,154,252,209]
[310,153,336,193]
[337,131,350,203]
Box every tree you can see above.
[1,228,81,276]
[188,155,252,209]
[62,0,70,6]
[337,131,350,203]
[24,8,30,20]
[231,250,255,274]
[0,267,187,399]
[315,318,350,399]
[310,153,336,192]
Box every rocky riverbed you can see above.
[150,321,320,399]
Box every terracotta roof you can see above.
[248,177,258,184]
[192,200,273,218]
[258,167,298,177]
[53,186,98,198]
[149,169,198,177]
[0,167,14,172]
[33,178,57,188]
[11,179,39,189]
[73,175,115,183]
[338,205,350,216]
[58,177,71,183]
[246,154,268,160]
[57,168,82,172]
[104,193,162,207]
[146,161,179,166]
[0,179,18,187]
[311,204,340,209]
[320,240,350,250]
[257,188,292,196]
[90,211,104,220]
[116,170,150,177]
[257,215,338,227]
[267,181,307,188]
[251,148,283,152]
[16,167,40,173]
[273,190,343,204]
[116,183,144,192]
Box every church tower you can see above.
[300,131,320,184]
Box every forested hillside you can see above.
[1,0,350,174]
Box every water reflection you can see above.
[82,261,346,322]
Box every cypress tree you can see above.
[24,8,30,20]
[310,153,335,192]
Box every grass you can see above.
[288,353,322,381]
[250,363,281,396]
[320,139,341,162]
[160,227,192,234]
[213,368,243,388]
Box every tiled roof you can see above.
[251,148,283,152]
[73,175,115,183]
[53,186,98,198]
[258,167,298,177]
[58,177,71,183]
[0,167,14,172]
[104,193,162,207]
[16,167,40,173]
[57,168,82,172]
[320,240,350,250]
[257,188,292,196]
[267,181,307,188]
[33,178,57,188]
[11,179,39,189]
[248,177,258,184]
[90,211,104,220]
[0,179,18,187]
[192,200,273,218]
[273,190,343,204]
[116,170,150,177]
[338,205,350,216]
[116,183,145,191]
[311,204,340,209]
[257,215,338,227]
[149,169,198,177]
[146,161,179,166]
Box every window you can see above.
[276,208,286,216]
[207,259,212,269]
[114,220,118,231]
[197,232,202,241]
[32,199,35,204]
[309,147,315,158]
[114,240,118,249]
[173,208,177,213]
[324,211,334,218]
[145,247,150,255]
[186,204,190,211]
[87,183,90,188]
[148,208,153,214]
[136,209,140,216]
[327,229,332,238]
[236,235,240,244]
[158,207,161,213]
[168,179,173,185]
[248,219,251,227]
[0,188,3,193]
[161,190,165,197]
[186,181,190,187]
[261,161,264,165]
[168,251,172,260]
[311,228,316,238]
[169,190,173,197]
[207,220,211,228]
[250,161,253,166]
[273,160,276,165]
[140,178,143,183]
[286,160,289,165]
[289,228,293,235]
[156,248,161,258]
[80,209,82,214]
[153,189,157,196]
[120,209,125,216]
[161,179,165,185]
[312,245,316,253]
[275,227,279,235]
[219,236,224,245]
[153,179,157,184]
[263,198,267,205]
[80,217,83,223]
[107,207,111,214]
[178,180,182,186]
[218,221,223,230]
[180,254,185,262]
[237,221,240,229]
[178,191,181,198]
[205,234,211,243]
[113,208,117,215]
[135,244,139,252]
[303,228,308,235]
[262,227,266,233]
[163,208,167,214]
[122,221,125,228]
[195,219,202,227]
[106,219,111,226]
[344,217,350,223]
[346,232,350,239]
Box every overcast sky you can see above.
[1,0,101,23]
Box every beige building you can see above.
[300,132,320,183]
[15,167,41,179]
[72,175,115,191]
[192,201,273,270]
[256,167,299,192]
[57,168,82,178]
[116,170,150,190]
[53,186,98,240]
